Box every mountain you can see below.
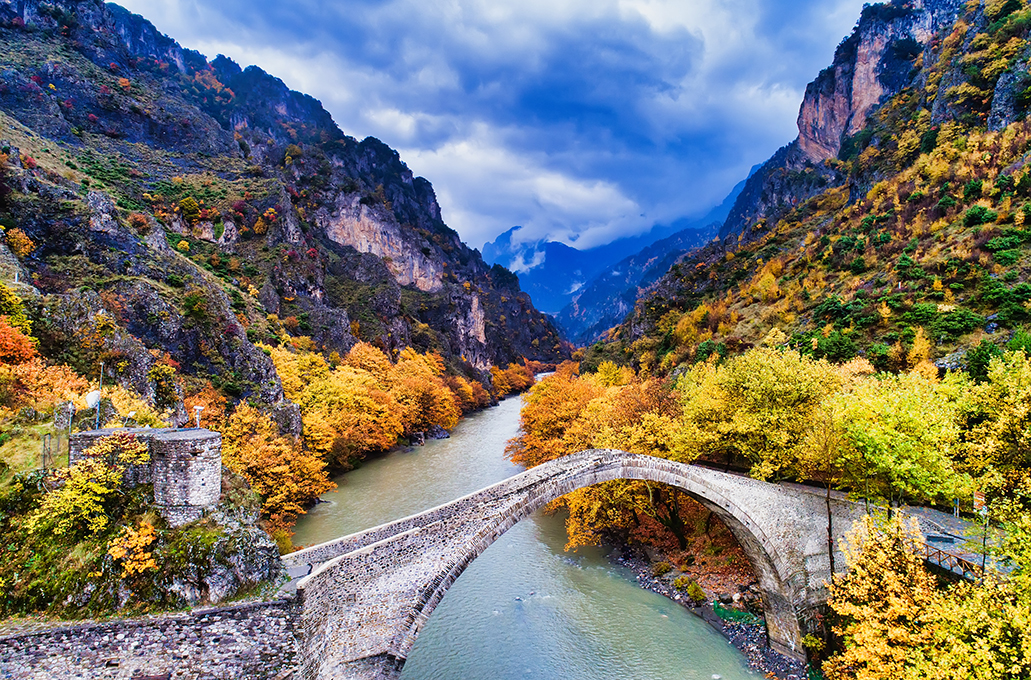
[0,0,568,412]
[482,193,744,315]
[482,230,604,313]
[604,0,1031,374]
[553,178,748,344]
[554,222,721,345]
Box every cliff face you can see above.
[722,0,966,244]
[797,0,965,162]
[0,0,568,411]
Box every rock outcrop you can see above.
[722,0,967,244]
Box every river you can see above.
[292,395,758,680]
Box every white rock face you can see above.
[454,294,489,369]
[317,194,443,292]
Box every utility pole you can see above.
[95,361,103,430]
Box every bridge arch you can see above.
[290,449,863,680]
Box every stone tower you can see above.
[69,427,223,527]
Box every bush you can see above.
[178,197,200,224]
[652,561,672,577]
[995,249,1021,265]
[127,213,149,235]
[814,331,858,363]
[963,179,983,202]
[5,228,35,258]
[673,575,691,591]
[967,340,1003,383]
[931,308,983,340]
[1007,329,1031,354]
[964,205,998,227]
[686,580,706,604]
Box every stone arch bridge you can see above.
[282,449,871,680]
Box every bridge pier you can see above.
[288,450,867,679]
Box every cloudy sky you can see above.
[118,0,868,250]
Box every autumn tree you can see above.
[675,348,842,480]
[222,403,334,529]
[828,371,971,506]
[507,362,606,467]
[0,315,37,364]
[823,515,939,680]
[26,434,150,538]
[960,350,1031,497]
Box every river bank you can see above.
[610,543,809,680]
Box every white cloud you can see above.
[400,123,644,248]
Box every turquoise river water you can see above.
[291,394,758,680]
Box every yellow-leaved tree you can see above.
[823,514,939,680]
[26,434,150,538]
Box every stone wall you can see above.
[11,448,872,680]
[69,428,222,526]
[151,430,222,526]
[0,600,301,680]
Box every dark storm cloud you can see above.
[118,0,867,248]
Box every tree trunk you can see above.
[647,485,689,550]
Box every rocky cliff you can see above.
[0,0,567,410]
[721,0,966,245]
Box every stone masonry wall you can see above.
[151,430,222,526]
[0,600,301,680]
[293,450,870,679]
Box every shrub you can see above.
[964,205,998,227]
[931,308,983,340]
[966,340,1003,383]
[176,240,190,253]
[673,575,691,591]
[178,197,200,224]
[963,179,983,201]
[5,228,35,258]
[995,249,1021,265]
[686,580,706,604]
[0,316,37,364]
[1007,329,1031,354]
[127,213,150,235]
[652,561,672,577]
[814,331,858,363]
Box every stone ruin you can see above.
[69,427,222,527]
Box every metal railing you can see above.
[923,545,983,580]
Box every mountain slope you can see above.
[554,179,746,344]
[554,222,720,345]
[605,0,1031,375]
[0,0,567,413]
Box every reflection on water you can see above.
[292,396,757,680]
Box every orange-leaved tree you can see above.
[222,403,334,530]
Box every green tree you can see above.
[829,371,971,505]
